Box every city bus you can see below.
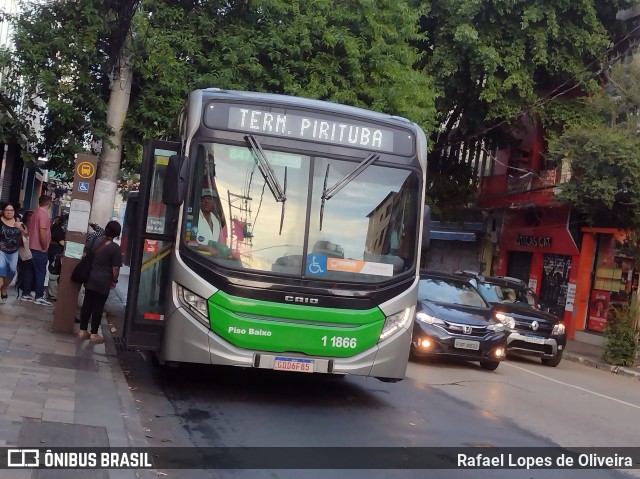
[123,88,427,382]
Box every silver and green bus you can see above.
[124,88,427,382]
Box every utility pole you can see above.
[90,56,132,227]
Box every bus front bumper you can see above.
[162,305,411,380]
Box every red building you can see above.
[476,118,634,339]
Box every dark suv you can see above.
[455,272,566,367]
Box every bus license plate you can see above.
[454,339,480,350]
[524,336,545,345]
[273,357,315,373]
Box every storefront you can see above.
[574,228,635,334]
[493,207,581,331]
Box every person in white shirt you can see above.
[197,188,222,245]
[195,188,233,260]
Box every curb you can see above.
[563,352,640,382]
[101,319,158,479]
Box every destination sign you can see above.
[221,106,399,153]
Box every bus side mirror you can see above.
[163,155,190,205]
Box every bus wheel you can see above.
[152,352,180,371]
[376,377,403,383]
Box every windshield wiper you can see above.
[319,153,380,230]
[279,167,287,235]
[245,135,286,203]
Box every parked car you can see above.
[411,271,508,371]
[455,272,566,367]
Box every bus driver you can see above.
[198,188,222,246]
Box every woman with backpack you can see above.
[0,202,27,303]
[77,220,122,344]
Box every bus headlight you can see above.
[176,284,210,326]
[379,306,414,341]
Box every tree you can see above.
[2,0,435,224]
[412,0,639,215]
[548,56,640,230]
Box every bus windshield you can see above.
[183,141,420,283]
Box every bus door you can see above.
[120,191,139,267]
[124,140,179,349]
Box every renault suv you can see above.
[455,272,566,367]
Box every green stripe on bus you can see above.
[208,291,385,357]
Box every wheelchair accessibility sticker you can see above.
[306,254,327,275]
[78,181,90,193]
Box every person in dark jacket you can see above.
[77,221,122,344]
[47,213,67,300]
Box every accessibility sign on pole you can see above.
[52,154,99,333]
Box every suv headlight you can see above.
[552,322,566,335]
[176,284,210,326]
[379,306,414,341]
[494,312,515,329]
[487,322,505,332]
[416,312,445,326]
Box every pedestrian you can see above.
[16,210,33,298]
[21,195,53,305]
[86,222,104,244]
[47,212,67,300]
[0,202,27,302]
[77,220,122,344]
[13,202,23,221]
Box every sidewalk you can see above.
[563,331,640,381]
[0,284,155,479]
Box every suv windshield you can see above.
[476,281,537,306]
[418,278,487,308]
[183,142,420,283]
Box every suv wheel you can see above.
[479,359,500,371]
[541,350,563,367]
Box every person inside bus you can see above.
[198,188,222,243]
[195,187,232,258]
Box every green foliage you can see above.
[413,0,639,211]
[548,57,640,229]
[602,301,639,367]
[3,0,436,178]
[615,233,640,269]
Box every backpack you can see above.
[48,253,62,275]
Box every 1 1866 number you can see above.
[321,336,357,349]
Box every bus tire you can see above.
[376,377,403,383]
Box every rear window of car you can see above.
[418,278,487,308]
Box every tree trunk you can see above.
[90,57,132,227]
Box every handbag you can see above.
[71,238,110,284]
[18,235,32,261]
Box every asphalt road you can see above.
[407,352,640,448]
[108,267,638,479]
[115,348,637,479]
